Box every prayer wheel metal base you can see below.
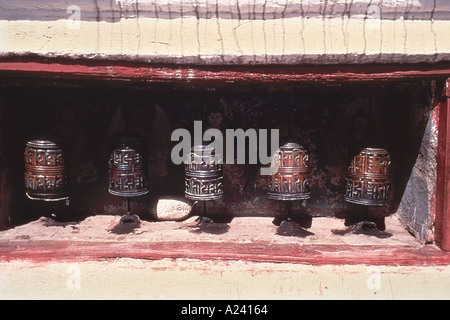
[119,198,140,224]
[268,142,310,201]
[24,139,69,202]
[345,147,391,207]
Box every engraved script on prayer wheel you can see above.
[108,134,149,197]
[24,140,69,201]
[345,147,391,206]
[185,145,223,201]
[268,142,310,201]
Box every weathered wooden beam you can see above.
[0,239,449,265]
[436,78,450,251]
[1,58,450,84]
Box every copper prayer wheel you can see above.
[268,142,310,201]
[184,145,223,201]
[345,147,391,206]
[24,139,69,201]
[108,133,149,197]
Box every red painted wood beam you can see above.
[0,240,449,266]
[0,57,450,84]
[436,78,450,251]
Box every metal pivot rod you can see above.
[192,200,208,223]
[285,201,293,221]
[120,197,139,223]
[196,201,207,223]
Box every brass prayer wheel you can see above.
[108,133,149,197]
[24,139,69,201]
[184,145,223,201]
[345,147,391,206]
[268,142,310,201]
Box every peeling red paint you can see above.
[0,240,449,266]
[430,103,440,241]
[0,57,450,84]
[436,79,450,251]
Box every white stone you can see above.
[151,196,193,221]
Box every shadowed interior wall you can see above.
[0,80,435,234]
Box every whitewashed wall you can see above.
[1,0,450,64]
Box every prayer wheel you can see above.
[24,139,69,201]
[268,142,310,201]
[184,145,223,201]
[345,147,391,206]
[108,133,149,197]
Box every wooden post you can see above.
[0,99,8,230]
[436,78,450,251]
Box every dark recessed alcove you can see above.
[0,79,435,231]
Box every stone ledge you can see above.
[0,215,448,266]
